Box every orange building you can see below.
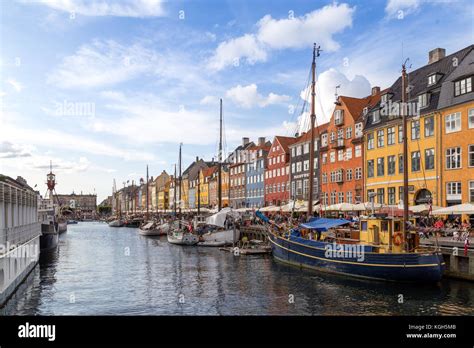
[320,88,382,206]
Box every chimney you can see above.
[429,48,446,64]
[294,132,299,137]
[371,86,380,96]
[258,137,265,146]
[242,137,249,146]
[195,156,199,162]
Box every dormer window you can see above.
[372,110,380,123]
[454,76,473,96]
[428,74,437,86]
[381,94,388,104]
[363,107,368,116]
[418,93,429,109]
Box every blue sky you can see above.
[0,0,472,201]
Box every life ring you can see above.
[393,232,404,246]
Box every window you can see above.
[330,191,336,205]
[445,112,461,133]
[388,155,396,175]
[373,110,380,123]
[347,191,353,204]
[446,182,462,199]
[469,109,474,129]
[377,188,385,204]
[355,167,362,180]
[399,154,404,173]
[338,192,344,204]
[454,77,472,96]
[296,146,302,156]
[355,145,362,158]
[388,187,396,205]
[377,129,384,147]
[367,160,374,178]
[303,179,308,196]
[377,157,384,176]
[355,123,363,138]
[301,143,308,154]
[322,153,327,164]
[469,145,474,167]
[424,116,434,137]
[345,147,352,160]
[321,134,328,147]
[334,109,344,125]
[346,169,353,181]
[425,148,435,170]
[418,93,429,109]
[411,120,420,140]
[296,162,302,172]
[428,74,437,86]
[303,160,309,171]
[411,151,421,172]
[398,125,403,143]
[322,173,327,184]
[446,147,461,169]
[387,127,395,145]
[367,133,374,150]
[291,181,295,195]
[399,186,404,201]
[330,132,335,143]
[338,150,344,161]
[337,128,344,139]
[346,127,352,139]
[330,151,335,163]
[470,181,474,203]
[367,189,375,202]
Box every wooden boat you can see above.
[138,221,170,236]
[167,221,199,246]
[197,208,241,246]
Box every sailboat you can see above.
[167,143,199,246]
[195,99,241,247]
[265,45,445,282]
[109,179,124,227]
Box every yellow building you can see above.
[198,167,216,207]
[364,46,474,209]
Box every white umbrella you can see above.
[322,203,357,211]
[431,203,474,215]
[409,204,441,213]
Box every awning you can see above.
[431,203,474,215]
[299,217,350,231]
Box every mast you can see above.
[307,43,319,217]
[146,165,149,220]
[178,143,182,216]
[218,98,223,211]
[401,61,409,251]
[173,164,177,215]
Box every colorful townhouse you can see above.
[199,166,217,208]
[182,157,213,209]
[229,137,255,208]
[265,136,297,206]
[289,123,328,204]
[168,176,175,211]
[207,164,230,209]
[245,137,271,208]
[321,90,382,206]
[364,47,472,207]
[436,45,474,212]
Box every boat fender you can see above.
[393,232,403,246]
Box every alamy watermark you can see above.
[324,242,365,262]
[54,100,95,117]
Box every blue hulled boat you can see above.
[266,217,445,283]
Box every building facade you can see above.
[245,138,271,208]
[264,136,296,206]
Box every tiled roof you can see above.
[292,122,329,145]
[274,135,298,153]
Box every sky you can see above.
[0,0,473,202]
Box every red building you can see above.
[264,136,297,206]
[320,87,382,206]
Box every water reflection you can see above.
[3,222,474,316]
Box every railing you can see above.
[0,222,41,254]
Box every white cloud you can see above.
[6,79,23,92]
[385,0,421,18]
[299,68,371,124]
[47,40,160,88]
[200,95,219,105]
[207,3,355,71]
[0,141,32,158]
[226,84,290,108]
[207,34,267,71]
[257,3,355,50]
[32,0,165,17]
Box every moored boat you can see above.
[138,221,170,236]
[108,219,124,227]
[196,208,241,246]
[167,221,199,246]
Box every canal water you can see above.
[3,222,474,315]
